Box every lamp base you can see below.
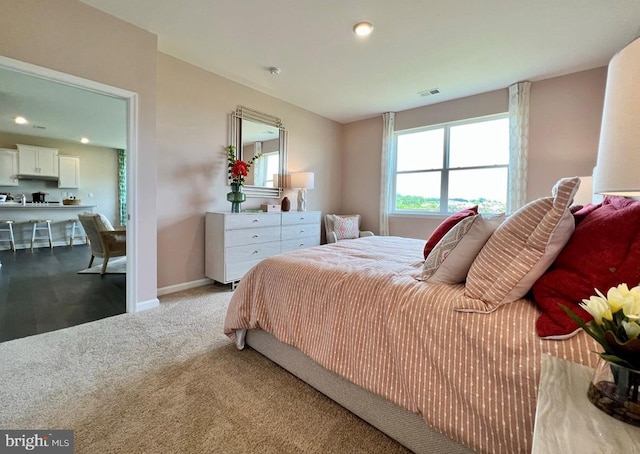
[297,188,307,212]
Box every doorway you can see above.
[0,55,138,314]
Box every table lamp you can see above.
[290,172,314,211]
[593,36,640,196]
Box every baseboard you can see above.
[156,278,214,296]
[135,298,160,312]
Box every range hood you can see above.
[16,174,59,181]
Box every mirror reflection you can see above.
[241,119,280,188]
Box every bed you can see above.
[223,234,599,454]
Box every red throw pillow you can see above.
[533,196,640,339]
[423,206,478,259]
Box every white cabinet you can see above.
[205,211,321,286]
[17,144,59,178]
[0,148,19,186]
[58,156,80,188]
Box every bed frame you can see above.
[245,329,473,454]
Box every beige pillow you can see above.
[422,214,505,284]
[459,177,579,312]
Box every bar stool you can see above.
[67,219,87,246]
[0,220,16,252]
[30,219,53,251]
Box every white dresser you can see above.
[205,211,321,287]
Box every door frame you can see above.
[0,55,138,313]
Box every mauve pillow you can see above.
[423,206,478,259]
[460,177,579,312]
[533,196,640,339]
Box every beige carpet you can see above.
[78,257,126,274]
[0,286,409,454]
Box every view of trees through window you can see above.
[394,115,509,214]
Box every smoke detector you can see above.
[268,67,281,76]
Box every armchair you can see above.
[324,214,374,244]
[78,213,126,275]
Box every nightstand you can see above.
[532,354,640,453]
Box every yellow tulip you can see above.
[580,293,613,325]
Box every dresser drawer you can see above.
[226,259,263,282]
[225,241,281,263]
[281,223,320,240]
[225,213,281,230]
[281,211,321,226]
[226,225,280,247]
[281,237,321,253]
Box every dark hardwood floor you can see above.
[0,244,126,342]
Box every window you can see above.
[392,114,509,214]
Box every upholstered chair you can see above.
[324,214,374,244]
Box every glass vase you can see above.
[226,183,246,213]
[587,357,640,426]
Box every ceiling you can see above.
[0,66,127,149]
[79,0,640,123]
[1,1,639,150]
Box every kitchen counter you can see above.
[0,203,97,250]
[0,203,96,209]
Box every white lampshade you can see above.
[593,37,640,195]
[290,172,315,189]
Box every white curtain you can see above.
[507,81,531,213]
[379,112,395,235]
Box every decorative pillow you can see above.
[423,206,478,259]
[422,213,505,284]
[533,196,640,339]
[331,214,360,240]
[459,177,580,313]
[94,213,114,231]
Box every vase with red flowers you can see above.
[226,145,262,213]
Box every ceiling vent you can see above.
[418,88,441,97]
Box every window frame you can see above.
[390,113,509,216]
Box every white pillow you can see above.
[422,214,505,284]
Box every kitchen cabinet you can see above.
[17,144,59,178]
[58,156,80,188]
[0,148,19,186]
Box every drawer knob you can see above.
[252,250,259,254]
[300,230,305,234]
[299,243,304,247]
[253,234,259,238]
[252,219,259,223]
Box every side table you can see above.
[532,354,640,453]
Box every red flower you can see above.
[231,161,249,178]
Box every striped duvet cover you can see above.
[223,236,598,453]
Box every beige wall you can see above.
[0,0,158,305]
[156,54,342,288]
[528,67,607,200]
[341,69,607,240]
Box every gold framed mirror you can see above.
[229,106,287,198]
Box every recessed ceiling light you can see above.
[14,116,27,125]
[353,22,374,37]
[80,137,90,144]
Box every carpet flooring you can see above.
[0,286,409,453]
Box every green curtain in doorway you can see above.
[117,149,127,226]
